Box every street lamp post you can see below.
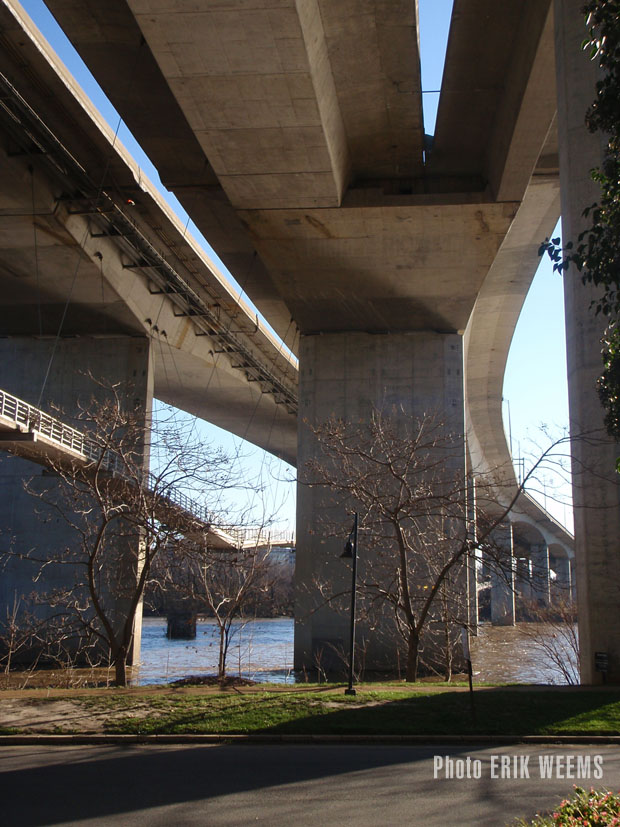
[341,512,358,696]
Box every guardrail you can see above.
[1,387,97,459]
[152,480,214,527]
[221,527,296,548]
[0,388,297,546]
[0,387,215,530]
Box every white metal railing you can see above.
[0,388,298,546]
[151,479,213,526]
[219,526,296,549]
[0,387,214,530]
[1,387,93,457]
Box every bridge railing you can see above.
[1,388,90,455]
[0,388,297,546]
[0,388,129,474]
[0,387,217,532]
[150,478,214,527]
[217,526,296,549]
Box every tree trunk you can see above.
[113,647,128,687]
[444,621,453,683]
[218,627,226,678]
[405,629,419,682]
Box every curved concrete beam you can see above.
[464,174,561,483]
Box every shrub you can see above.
[514,786,620,826]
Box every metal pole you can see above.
[345,512,358,696]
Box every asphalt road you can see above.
[1,743,618,826]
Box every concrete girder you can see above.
[430,0,556,203]
[307,0,425,181]
[42,0,556,342]
[38,0,296,348]
[0,0,298,463]
[487,3,557,202]
[464,174,561,488]
[124,0,425,201]
[126,0,346,209]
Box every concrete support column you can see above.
[530,543,551,606]
[0,336,153,666]
[166,612,197,640]
[466,475,479,632]
[490,523,515,626]
[552,554,572,601]
[515,558,533,601]
[294,330,465,673]
[555,0,620,682]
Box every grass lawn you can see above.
[55,685,620,737]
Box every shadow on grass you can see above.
[104,687,620,737]
[263,688,620,737]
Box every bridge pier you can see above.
[556,0,620,682]
[550,552,572,602]
[166,612,197,640]
[490,524,516,626]
[515,557,533,602]
[0,335,153,667]
[295,330,465,674]
[530,543,551,606]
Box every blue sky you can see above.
[16,0,571,530]
[422,0,570,525]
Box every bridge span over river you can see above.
[0,0,614,680]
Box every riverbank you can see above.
[1,684,619,738]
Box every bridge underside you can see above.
[1,0,613,679]
[0,1,298,464]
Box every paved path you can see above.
[1,743,618,826]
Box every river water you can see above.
[135,617,578,686]
[137,617,295,685]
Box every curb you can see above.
[1,734,620,746]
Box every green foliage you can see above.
[4,686,620,736]
[540,1,620,442]
[599,324,620,441]
[514,786,620,826]
[59,687,620,736]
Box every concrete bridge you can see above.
[0,0,614,679]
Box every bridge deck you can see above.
[0,386,296,551]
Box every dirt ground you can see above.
[0,667,477,733]
[0,698,121,732]
[0,681,257,733]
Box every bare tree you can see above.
[0,596,46,687]
[304,409,569,682]
[517,598,580,685]
[152,539,278,679]
[3,380,244,686]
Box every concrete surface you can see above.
[0,0,298,464]
[0,336,153,665]
[0,0,595,674]
[0,743,618,826]
[555,0,620,683]
[295,330,465,669]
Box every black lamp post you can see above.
[341,512,358,695]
